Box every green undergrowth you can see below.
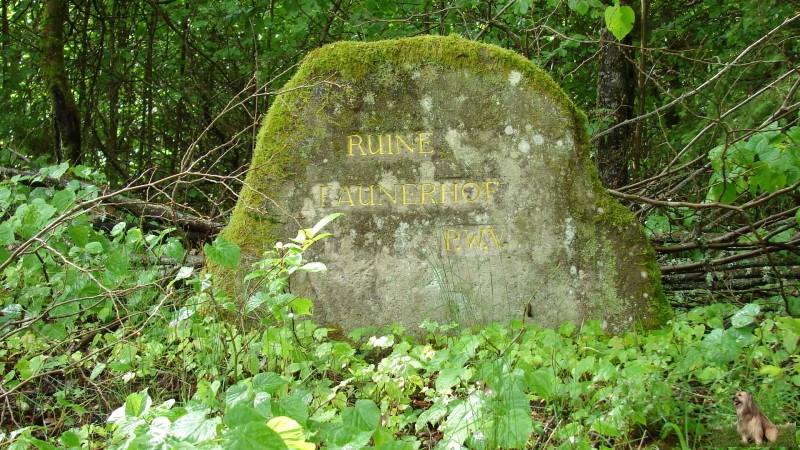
[1,166,799,449]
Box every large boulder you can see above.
[212,35,671,334]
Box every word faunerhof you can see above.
[317,180,500,208]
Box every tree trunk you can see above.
[42,0,81,166]
[595,4,635,189]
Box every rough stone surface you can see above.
[214,35,671,334]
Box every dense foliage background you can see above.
[1,0,798,448]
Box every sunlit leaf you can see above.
[604,1,635,40]
[289,297,313,316]
[267,416,315,450]
[297,261,327,273]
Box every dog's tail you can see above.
[765,423,779,442]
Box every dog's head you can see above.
[733,391,753,413]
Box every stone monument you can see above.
[213,35,670,334]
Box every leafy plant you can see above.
[707,125,800,204]
[2,169,799,448]
[604,0,635,40]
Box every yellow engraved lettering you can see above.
[461,182,481,202]
[358,185,375,206]
[368,134,384,155]
[487,228,504,248]
[377,184,397,205]
[483,180,499,202]
[444,229,461,250]
[465,229,484,248]
[418,132,434,154]
[420,183,437,204]
[401,183,417,205]
[395,134,414,154]
[385,134,393,154]
[337,186,355,207]
[440,182,458,203]
[319,185,333,207]
[347,135,366,156]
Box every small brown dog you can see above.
[732,391,779,445]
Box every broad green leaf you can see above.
[373,427,412,449]
[415,402,447,432]
[604,1,635,40]
[0,187,11,207]
[776,316,800,334]
[225,382,254,409]
[568,0,590,15]
[125,391,151,417]
[441,392,485,446]
[0,222,14,245]
[514,0,532,14]
[343,399,380,432]
[163,239,185,261]
[708,179,739,204]
[253,372,289,394]
[731,303,760,328]
[25,437,59,450]
[622,359,653,378]
[174,266,194,280]
[106,251,130,277]
[435,367,463,392]
[592,418,621,437]
[40,163,69,180]
[68,224,91,247]
[245,292,270,314]
[110,222,127,236]
[224,404,265,427]
[696,366,725,383]
[495,408,533,447]
[204,237,241,269]
[41,324,67,341]
[222,422,288,450]
[267,416,315,450]
[51,189,76,212]
[275,394,309,427]
[526,367,556,400]
[555,421,584,441]
[320,421,374,448]
[289,297,313,316]
[84,241,104,254]
[148,416,172,443]
[59,430,82,447]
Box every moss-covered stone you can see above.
[211,35,671,335]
